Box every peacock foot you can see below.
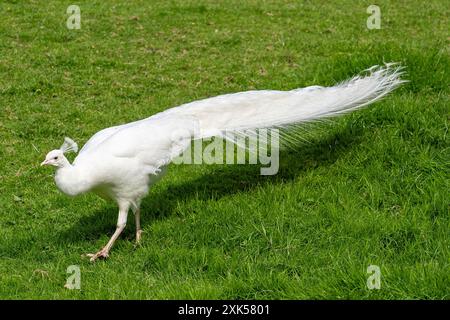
[85,249,109,262]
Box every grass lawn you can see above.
[0,0,448,299]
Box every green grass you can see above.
[0,0,449,299]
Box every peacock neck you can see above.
[54,163,91,197]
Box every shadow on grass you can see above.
[54,123,365,245]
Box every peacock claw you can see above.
[84,250,109,262]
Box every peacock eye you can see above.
[54,156,58,160]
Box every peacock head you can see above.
[41,137,78,168]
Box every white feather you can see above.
[60,137,78,154]
[163,63,405,140]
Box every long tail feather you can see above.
[164,63,406,145]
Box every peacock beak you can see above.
[41,160,50,166]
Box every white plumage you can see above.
[41,64,405,261]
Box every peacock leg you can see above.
[86,202,129,262]
[135,207,142,244]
